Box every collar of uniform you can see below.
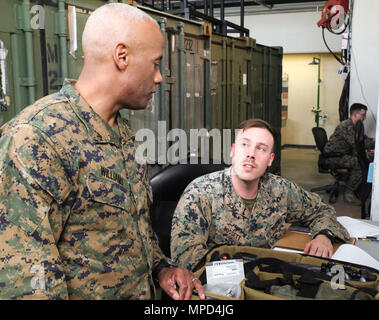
[222,167,270,211]
[60,79,126,146]
[347,117,354,127]
[118,116,136,141]
[222,167,245,214]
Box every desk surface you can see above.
[356,219,379,260]
[282,220,379,262]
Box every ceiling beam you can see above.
[170,1,273,10]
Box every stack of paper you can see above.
[337,216,379,238]
[332,244,379,271]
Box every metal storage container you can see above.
[251,43,283,174]
[209,33,282,173]
[0,0,282,174]
[0,0,93,125]
[127,6,211,167]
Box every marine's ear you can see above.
[230,143,235,158]
[267,152,275,167]
[113,43,129,71]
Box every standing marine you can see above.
[0,3,204,300]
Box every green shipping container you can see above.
[0,0,282,174]
[209,33,282,173]
[251,44,283,174]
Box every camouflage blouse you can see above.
[0,80,164,299]
[171,168,350,270]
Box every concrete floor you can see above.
[280,147,361,219]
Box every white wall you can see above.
[225,2,379,218]
[226,8,346,146]
[226,1,379,141]
[227,11,341,54]
[349,0,379,138]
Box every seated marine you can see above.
[170,119,350,271]
[324,103,375,204]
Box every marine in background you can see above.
[324,103,375,205]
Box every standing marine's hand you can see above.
[158,267,205,300]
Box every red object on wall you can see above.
[317,0,349,28]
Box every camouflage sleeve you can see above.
[170,180,211,271]
[324,121,353,155]
[365,136,375,150]
[145,181,165,266]
[285,181,350,242]
[0,126,72,299]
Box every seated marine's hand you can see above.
[303,234,334,258]
[158,267,205,300]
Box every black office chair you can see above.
[311,127,351,203]
[149,157,226,257]
[354,120,372,219]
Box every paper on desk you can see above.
[273,247,303,254]
[332,244,379,271]
[337,216,379,238]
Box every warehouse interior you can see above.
[223,0,379,219]
[225,0,379,219]
[1,0,379,304]
[135,0,379,218]
[0,0,377,216]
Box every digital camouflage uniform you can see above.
[0,80,164,299]
[171,168,350,271]
[324,118,373,191]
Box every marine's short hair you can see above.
[237,118,277,151]
[82,3,158,60]
[350,103,367,115]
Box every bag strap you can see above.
[244,257,333,281]
[245,257,379,299]
[244,258,296,293]
[296,274,323,298]
[244,257,333,298]
[345,282,378,298]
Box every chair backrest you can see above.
[354,119,369,178]
[354,120,373,218]
[149,157,226,257]
[312,127,328,154]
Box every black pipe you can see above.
[210,0,214,17]
[240,0,245,37]
[38,1,48,96]
[204,0,208,16]
[220,0,225,34]
[187,0,262,9]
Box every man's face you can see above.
[230,127,275,183]
[355,109,367,122]
[121,20,163,109]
